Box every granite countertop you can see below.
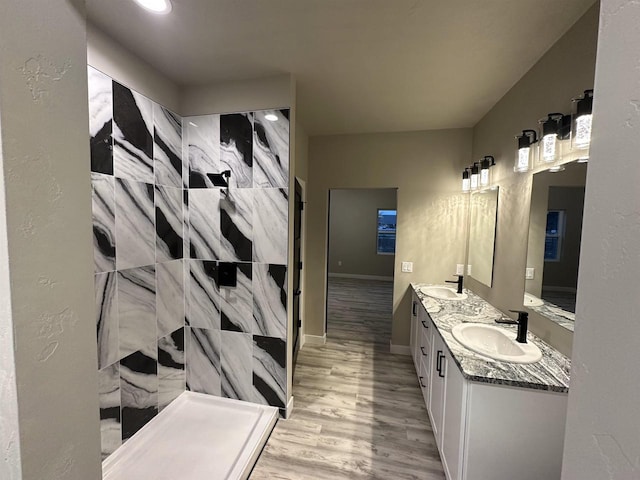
[412,283,571,393]
[528,301,575,332]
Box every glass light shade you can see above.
[470,163,479,190]
[514,130,537,173]
[573,114,592,149]
[572,89,594,151]
[480,156,493,187]
[462,170,470,192]
[515,147,531,172]
[541,133,560,163]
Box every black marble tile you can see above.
[95,271,118,370]
[120,346,158,441]
[158,328,185,411]
[220,262,253,333]
[88,66,113,175]
[188,260,220,330]
[98,363,121,459]
[91,173,116,273]
[156,186,183,262]
[113,81,154,183]
[221,331,253,401]
[253,264,287,339]
[220,189,252,262]
[253,109,289,188]
[220,113,253,188]
[154,104,183,188]
[253,335,286,408]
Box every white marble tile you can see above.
[183,189,189,259]
[186,114,220,188]
[253,188,288,264]
[87,66,113,175]
[220,262,253,334]
[154,104,183,188]
[220,113,253,188]
[253,110,289,189]
[158,328,185,411]
[221,330,253,401]
[92,173,116,273]
[220,188,253,262]
[186,327,221,396]
[253,335,286,408]
[188,260,220,330]
[118,265,156,359]
[189,188,220,260]
[98,363,121,459]
[96,271,119,369]
[155,185,183,262]
[253,264,287,339]
[113,82,154,183]
[156,260,184,339]
[115,178,155,270]
[120,344,158,440]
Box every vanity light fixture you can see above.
[264,113,278,122]
[480,156,495,188]
[539,113,565,163]
[572,89,594,152]
[470,162,480,191]
[514,130,538,173]
[462,168,471,192]
[131,0,172,14]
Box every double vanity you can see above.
[410,283,571,480]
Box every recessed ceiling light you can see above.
[265,113,278,122]
[132,0,172,14]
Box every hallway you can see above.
[250,278,445,479]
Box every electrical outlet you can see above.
[456,264,465,276]
[467,264,472,276]
[401,262,413,273]
[525,267,535,280]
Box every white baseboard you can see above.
[304,333,326,346]
[328,273,394,282]
[389,341,411,356]
[284,395,294,419]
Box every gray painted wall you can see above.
[562,1,640,478]
[328,189,397,278]
[0,1,102,478]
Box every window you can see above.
[377,209,397,255]
[544,210,565,262]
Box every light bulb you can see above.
[132,0,172,14]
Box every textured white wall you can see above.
[0,1,102,478]
[562,1,640,478]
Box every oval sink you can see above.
[524,292,544,307]
[451,323,542,364]
[420,286,468,301]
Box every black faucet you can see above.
[495,310,529,343]
[445,275,464,294]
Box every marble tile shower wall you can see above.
[88,66,290,460]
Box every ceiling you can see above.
[86,0,596,136]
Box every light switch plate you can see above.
[467,264,472,275]
[456,264,465,276]
[525,267,535,280]
[401,262,413,273]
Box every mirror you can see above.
[467,188,499,288]
[525,161,587,331]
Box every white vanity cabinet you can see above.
[410,296,568,480]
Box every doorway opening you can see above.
[325,188,397,346]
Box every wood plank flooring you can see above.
[250,277,446,480]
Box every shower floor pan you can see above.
[103,391,279,480]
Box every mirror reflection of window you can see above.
[377,209,397,255]
[544,210,565,262]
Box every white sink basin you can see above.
[451,323,542,364]
[524,292,544,307]
[420,286,468,301]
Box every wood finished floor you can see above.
[250,277,446,480]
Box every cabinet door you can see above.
[410,293,419,368]
[429,333,446,448]
[441,350,466,480]
[419,325,431,405]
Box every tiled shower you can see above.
[89,66,290,459]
